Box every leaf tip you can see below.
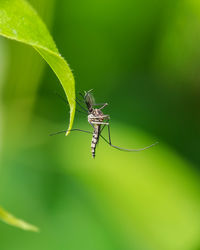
[0,207,39,232]
[65,130,70,136]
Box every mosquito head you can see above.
[84,89,95,113]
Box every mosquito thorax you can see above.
[92,108,104,116]
[88,108,104,123]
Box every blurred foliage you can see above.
[0,206,38,232]
[0,0,200,250]
[0,0,75,134]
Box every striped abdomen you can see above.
[91,125,101,158]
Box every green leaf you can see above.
[0,207,38,232]
[0,0,75,134]
[0,0,75,230]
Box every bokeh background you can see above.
[0,0,200,249]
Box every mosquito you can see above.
[50,89,158,158]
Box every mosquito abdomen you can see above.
[91,126,100,158]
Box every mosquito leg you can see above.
[95,117,109,134]
[74,98,88,113]
[107,124,112,144]
[92,103,105,106]
[67,129,92,134]
[100,124,106,133]
[79,92,84,98]
[91,115,109,119]
[91,103,108,109]
[55,92,87,115]
[54,92,68,104]
[76,110,87,115]
[99,133,132,151]
[50,128,93,136]
[76,96,85,103]
[88,119,109,134]
[101,124,158,152]
[89,121,97,130]
[99,103,108,110]
[92,122,109,125]
[89,121,110,131]
[50,130,67,136]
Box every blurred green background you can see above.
[0,0,200,249]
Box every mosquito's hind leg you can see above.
[100,124,158,152]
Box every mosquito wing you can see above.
[84,90,96,110]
